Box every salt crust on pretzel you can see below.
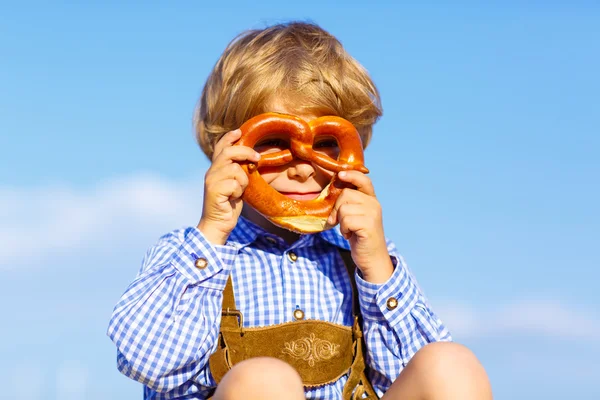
[236,112,368,233]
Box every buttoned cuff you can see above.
[355,255,420,325]
[170,227,238,290]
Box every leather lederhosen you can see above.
[208,250,379,399]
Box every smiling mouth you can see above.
[278,191,322,201]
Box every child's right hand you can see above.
[197,129,260,245]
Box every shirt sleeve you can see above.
[354,239,452,395]
[106,227,237,394]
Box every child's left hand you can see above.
[326,170,394,284]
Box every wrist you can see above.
[197,219,230,245]
[358,252,394,284]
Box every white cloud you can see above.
[9,361,44,400]
[56,360,89,400]
[436,299,600,341]
[0,172,203,268]
[2,173,598,346]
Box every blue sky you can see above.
[1,1,599,399]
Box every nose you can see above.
[287,160,315,182]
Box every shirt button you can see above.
[386,297,398,310]
[293,309,305,320]
[287,251,298,262]
[195,258,208,269]
[265,236,278,244]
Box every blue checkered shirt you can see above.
[108,216,451,399]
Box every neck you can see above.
[241,205,301,244]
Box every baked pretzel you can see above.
[236,112,368,233]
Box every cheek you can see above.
[257,166,285,184]
[314,165,335,182]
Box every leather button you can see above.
[293,309,305,320]
[287,251,298,262]
[386,297,398,310]
[195,257,208,269]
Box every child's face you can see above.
[253,101,340,201]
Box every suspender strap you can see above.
[338,249,361,326]
[222,275,236,310]
[338,249,378,399]
[220,275,242,330]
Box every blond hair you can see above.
[194,21,383,159]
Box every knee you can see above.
[214,357,304,400]
[408,342,492,397]
[410,342,482,373]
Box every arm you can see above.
[327,170,451,394]
[355,240,452,394]
[107,227,237,393]
[107,129,258,394]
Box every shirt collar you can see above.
[226,216,264,248]
[227,216,351,251]
[317,225,351,251]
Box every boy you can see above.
[108,21,492,400]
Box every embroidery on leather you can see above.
[282,333,340,367]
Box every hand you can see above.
[327,171,394,283]
[197,129,260,245]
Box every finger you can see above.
[208,163,249,189]
[230,197,243,215]
[337,203,367,218]
[212,129,242,160]
[327,188,369,225]
[339,215,363,240]
[214,179,244,201]
[212,145,260,168]
[229,180,244,199]
[328,203,366,226]
[338,170,375,196]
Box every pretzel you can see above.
[236,112,368,233]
